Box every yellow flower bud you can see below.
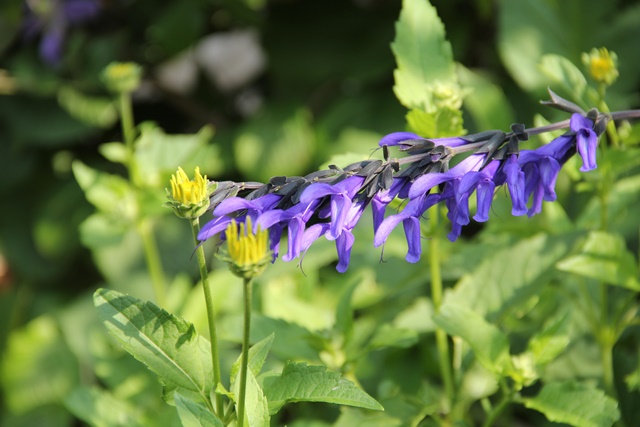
[221,217,271,279]
[102,62,142,93]
[582,47,619,86]
[165,167,211,219]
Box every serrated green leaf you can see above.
[93,288,213,405]
[262,362,383,414]
[522,381,620,427]
[175,393,223,427]
[230,334,274,387]
[232,370,270,427]
[556,231,640,290]
[433,303,512,376]
[406,107,465,138]
[57,86,118,128]
[392,0,456,110]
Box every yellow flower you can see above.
[222,217,271,279]
[102,62,142,93]
[582,48,619,86]
[166,167,211,218]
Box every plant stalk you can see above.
[237,277,253,427]
[190,218,224,416]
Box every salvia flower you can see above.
[23,0,100,66]
[198,91,617,271]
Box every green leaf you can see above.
[406,107,465,138]
[57,86,118,128]
[527,311,571,366]
[72,161,135,217]
[232,370,270,427]
[443,234,573,319]
[64,386,144,427]
[134,122,220,188]
[262,362,383,414]
[391,0,456,110]
[175,393,223,427]
[93,288,214,405]
[99,142,128,164]
[368,324,419,350]
[433,302,512,376]
[230,333,274,386]
[556,231,640,290]
[335,282,358,346]
[522,381,620,427]
[0,315,78,413]
[457,65,515,132]
[334,408,402,427]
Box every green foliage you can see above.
[262,362,384,414]
[522,381,620,427]
[93,288,214,406]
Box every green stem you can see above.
[138,219,167,307]
[190,218,224,416]
[482,386,513,427]
[237,277,253,427]
[429,204,455,412]
[119,92,137,178]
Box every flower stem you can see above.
[190,218,224,416]
[429,203,455,412]
[482,385,513,427]
[119,92,137,179]
[237,277,253,427]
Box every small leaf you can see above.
[527,310,571,366]
[230,334,274,387]
[57,86,118,128]
[433,302,512,376]
[556,231,640,290]
[522,381,620,427]
[64,386,143,427]
[538,55,590,109]
[175,393,223,427]
[262,362,383,414]
[93,288,213,405]
[99,142,128,164]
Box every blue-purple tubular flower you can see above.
[198,102,606,271]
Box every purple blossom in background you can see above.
[23,0,100,66]
[198,100,607,272]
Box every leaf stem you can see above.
[429,203,455,413]
[190,218,224,416]
[237,277,253,427]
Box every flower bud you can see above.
[102,62,142,93]
[219,218,271,279]
[582,47,618,86]
[165,167,211,219]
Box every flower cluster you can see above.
[198,91,608,272]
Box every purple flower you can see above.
[379,132,468,148]
[23,0,100,66]
[197,194,282,253]
[571,114,598,171]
